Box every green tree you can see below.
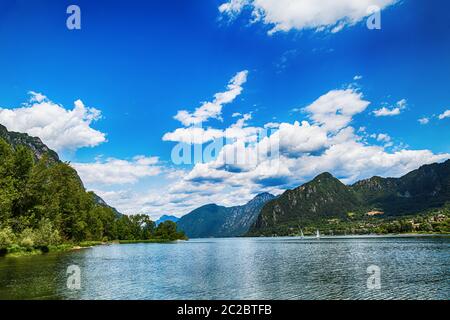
[33,218,61,247]
[155,221,186,240]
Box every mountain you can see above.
[250,173,360,233]
[353,160,450,214]
[177,193,276,238]
[0,124,59,163]
[0,124,120,214]
[0,126,186,245]
[249,160,450,236]
[223,192,279,236]
[91,192,122,218]
[156,215,179,226]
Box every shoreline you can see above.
[2,233,449,258]
[0,238,187,258]
[253,233,450,240]
[2,233,448,258]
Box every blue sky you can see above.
[0,0,449,218]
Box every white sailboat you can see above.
[316,229,320,239]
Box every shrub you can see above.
[33,219,61,246]
[0,227,15,249]
[19,228,35,249]
[7,244,22,253]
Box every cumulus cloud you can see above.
[373,107,400,116]
[173,71,248,126]
[304,89,370,131]
[0,91,106,152]
[91,174,260,218]
[373,99,407,117]
[438,110,450,120]
[163,127,224,144]
[73,156,161,185]
[163,113,261,145]
[181,88,449,200]
[219,0,397,34]
[375,133,391,143]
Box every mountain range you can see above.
[249,160,450,236]
[177,193,276,238]
[176,160,449,237]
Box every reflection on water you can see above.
[0,236,449,300]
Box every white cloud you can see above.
[418,117,430,125]
[163,112,260,145]
[73,156,161,185]
[353,75,363,81]
[219,0,248,17]
[91,176,252,218]
[397,99,407,109]
[373,107,401,117]
[219,0,397,34]
[376,133,391,143]
[274,121,328,156]
[373,133,393,147]
[163,71,261,147]
[304,88,370,131]
[28,91,47,103]
[264,122,280,129]
[0,92,106,152]
[438,109,450,120]
[173,71,248,126]
[162,127,224,144]
[177,88,449,212]
[373,99,407,117]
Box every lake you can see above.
[0,236,449,300]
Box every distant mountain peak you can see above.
[177,193,275,238]
[256,192,274,197]
[312,172,337,181]
[155,215,179,226]
[246,192,276,205]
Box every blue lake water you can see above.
[0,236,449,300]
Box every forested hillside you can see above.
[0,127,185,256]
[248,161,450,236]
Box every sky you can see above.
[0,0,449,219]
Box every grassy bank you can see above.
[0,238,186,258]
